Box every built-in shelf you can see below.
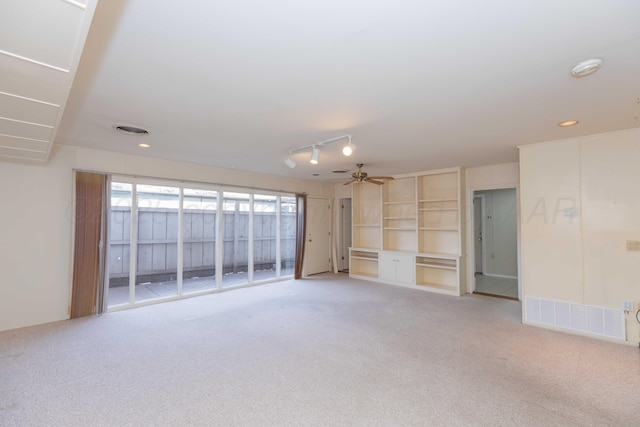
[419,200,457,203]
[351,249,376,258]
[417,251,459,259]
[419,227,458,231]
[353,271,378,279]
[416,262,456,270]
[351,167,463,296]
[350,249,379,279]
[416,256,456,270]
[352,183,382,250]
[415,282,457,292]
[384,216,416,219]
[352,255,376,261]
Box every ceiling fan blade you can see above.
[368,176,394,180]
[367,179,384,185]
[343,179,357,185]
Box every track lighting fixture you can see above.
[310,146,320,164]
[342,135,355,156]
[283,134,354,168]
[283,154,297,169]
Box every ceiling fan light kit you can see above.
[283,134,354,168]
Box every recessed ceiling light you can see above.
[570,58,603,77]
[113,124,149,135]
[559,120,579,127]
[137,143,151,149]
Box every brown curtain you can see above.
[294,193,307,279]
[71,172,107,318]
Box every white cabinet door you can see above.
[379,253,414,285]
[395,254,415,285]
[378,253,396,282]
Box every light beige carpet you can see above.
[1,273,638,426]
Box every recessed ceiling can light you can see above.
[113,124,150,135]
[137,143,152,149]
[559,120,579,127]
[570,58,603,77]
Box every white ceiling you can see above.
[0,0,97,163]
[4,1,640,180]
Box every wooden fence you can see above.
[109,207,296,285]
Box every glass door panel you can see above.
[108,182,132,306]
[221,192,250,287]
[183,188,217,293]
[135,184,179,301]
[253,195,278,282]
[280,196,296,277]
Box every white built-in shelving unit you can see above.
[350,167,464,296]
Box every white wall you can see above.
[0,145,334,332]
[519,128,640,342]
[475,188,518,277]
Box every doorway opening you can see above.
[338,198,352,273]
[471,188,519,300]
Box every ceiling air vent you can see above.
[114,125,149,135]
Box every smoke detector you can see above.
[570,58,603,77]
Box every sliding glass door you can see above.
[107,178,295,309]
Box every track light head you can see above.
[342,136,355,156]
[283,154,297,169]
[310,146,320,164]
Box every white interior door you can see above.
[305,197,332,275]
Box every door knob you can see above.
[309,239,312,242]
[478,237,483,241]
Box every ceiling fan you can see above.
[343,164,394,185]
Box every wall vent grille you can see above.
[525,297,625,340]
